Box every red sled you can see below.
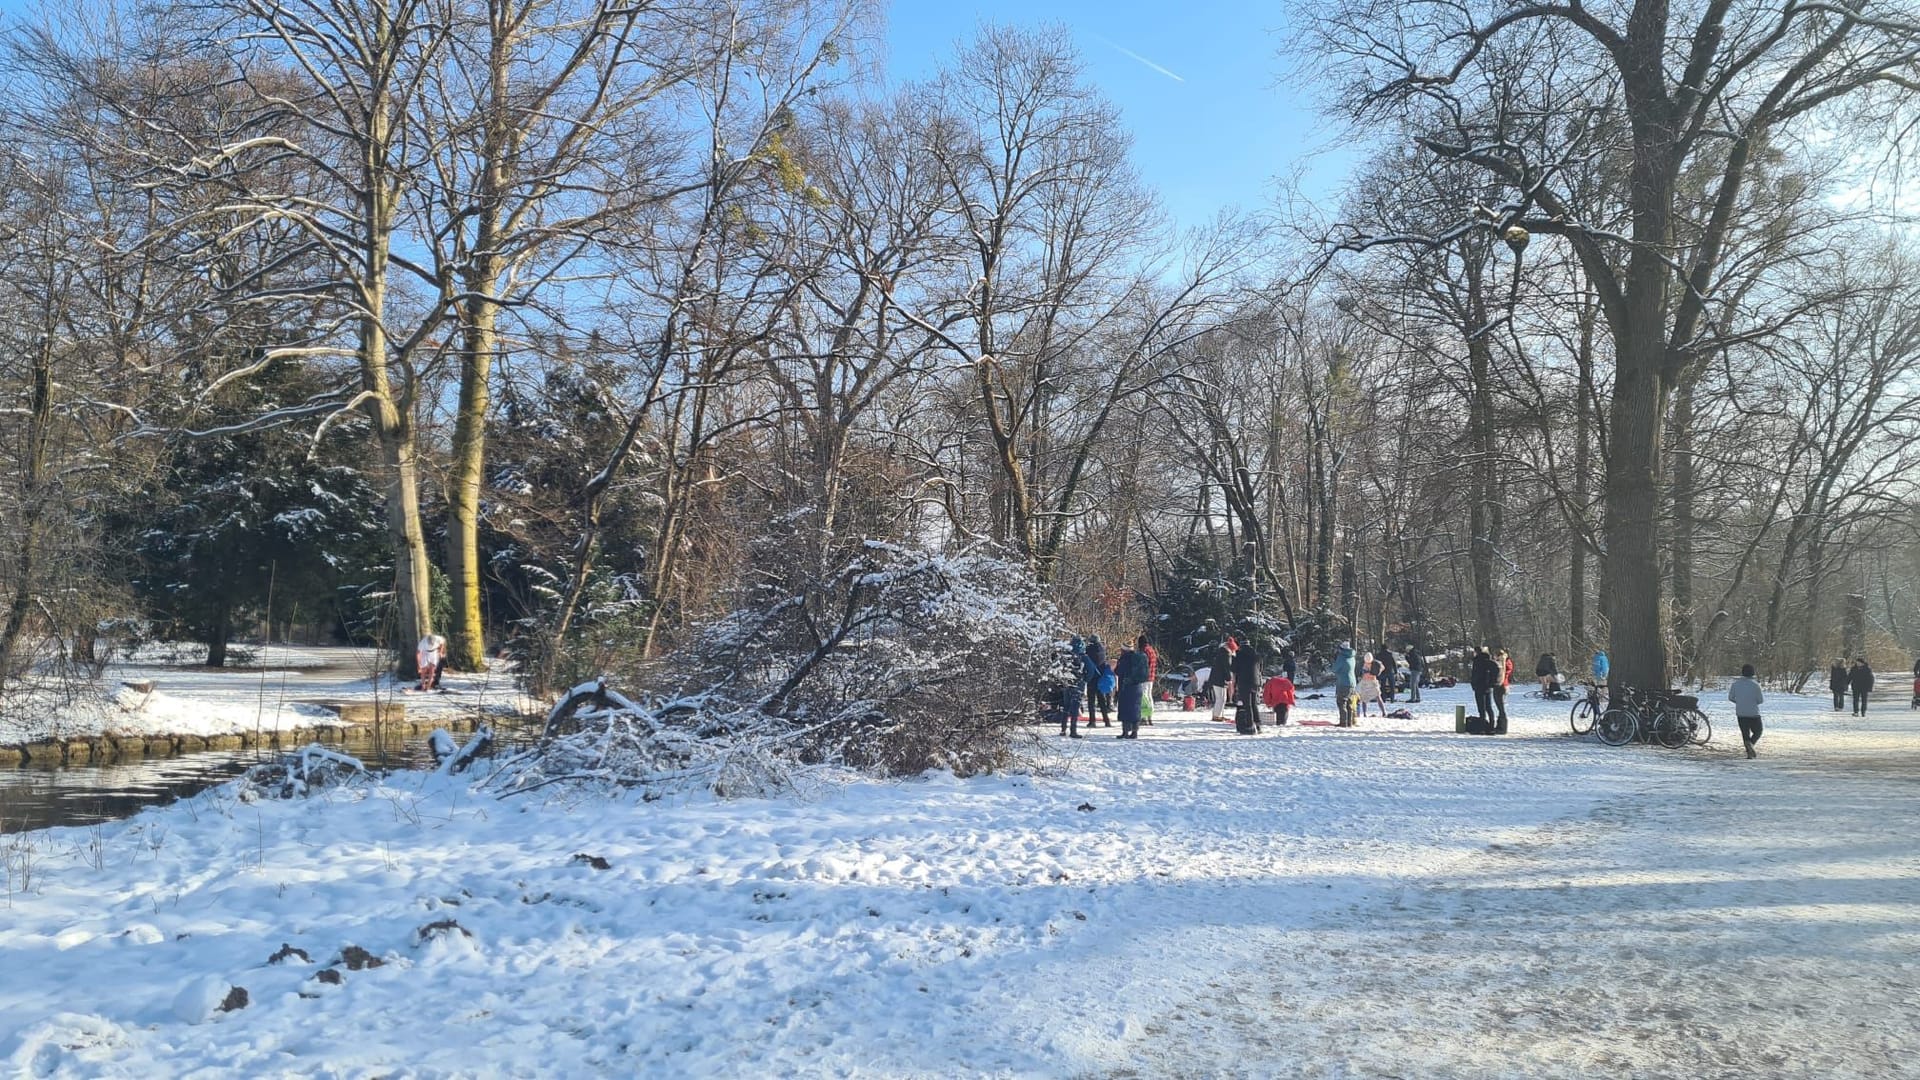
[1296,719,1336,727]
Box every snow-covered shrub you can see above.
[237,745,367,800]
[492,541,1065,797]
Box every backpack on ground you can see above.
[1464,715,1492,735]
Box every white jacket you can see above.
[1727,676,1764,718]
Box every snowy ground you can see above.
[0,645,536,745]
[2,684,1916,1077]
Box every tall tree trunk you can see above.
[1570,297,1593,658]
[1669,376,1698,681]
[447,257,502,672]
[0,333,53,686]
[1466,331,1503,649]
[1605,319,1672,690]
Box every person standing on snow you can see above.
[1405,644,1425,703]
[1828,658,1850,711]
[1280,644,1298,684]
[1728,663,1765,758]
[1591,649,1610,686]
[1142,641,1159,725]
[1231,635,1262,734]
[1493,649,1514,733]
[1332,642,1358,727]
[1085,635,1113,727]
[1063,637,1091,738]
[1208,637,1236,722]
[1469,647,1499,731]
[1267,671,1296,726]
[1849,658,1874,716]
[1376,647,1398,702]
[1115,634,1152,739]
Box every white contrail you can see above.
[1093,35,1185,83]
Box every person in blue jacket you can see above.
[1115,634,1152,739]
[1084,635,1113,727]
[1332,642,1358,727]
[1591,649,1610,686]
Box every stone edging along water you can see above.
[0,714,496,768]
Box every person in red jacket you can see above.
[1493,648,1514,734]
[1264,674,1296,726]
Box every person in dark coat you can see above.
[1405,645,1425,703]
[1828,659,1849,711]
[1377,647,1398,702]
[1085,635,1112,727]
[1231,636,1261,734]
[1469,647,1499,731]
[1062,638,1089,738]
[1280,645,1298,684]
[1206,638,1235,722]
[1115,634,1152,738]
[1849,658,1874,716]
[1535,653,1560,694]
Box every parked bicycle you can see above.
[1594,685,1711,748]
[1569,681,1603,736]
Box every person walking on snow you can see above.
[415,632,447,691]
[1115,635,1152,739]
[1405,644,1424,703]
[1849,658,1874,716]
[1333,642,1359,727]
[1231,635,1262,734]
[1829,658,1849,711]
[1728,663,1765,758]
[1470,647,1499,731]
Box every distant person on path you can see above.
[1231,635,1262,734]
[1493,649,1514,734]
[1829,659,1850,711]
[1085,636,1113,728]
[1728,663,1765,758]
[1207,638,1235,722]
[1333,642,1359,727]
[1849,658,1874,716]
[1115,635,1152,739]
[1406,645,1424,703]
[1470,647,1499,732]
[415,632,447,691]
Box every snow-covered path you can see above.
[1129,725,1920,1079]
[3,686,1915,1077]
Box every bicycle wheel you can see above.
[1652,709,1689,749]
[1596,706,1638,746]
[1569,698,1598,736]
[1686,709,1711,746]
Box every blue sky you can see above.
[0,0,1353,228]
[884,0,1354,228]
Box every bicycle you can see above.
[1593,686,1711,749]
[1569,681,1603,736]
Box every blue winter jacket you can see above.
[1592,651,1610,682]
[1332,646,1357,691]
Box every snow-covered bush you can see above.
[237,745,367,800]
[492,541,1065,797]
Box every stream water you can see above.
[0,727,517,835]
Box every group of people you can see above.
[1060,634,1160,739]
[1198,635,1297,735]
[1826,658,1880,715]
